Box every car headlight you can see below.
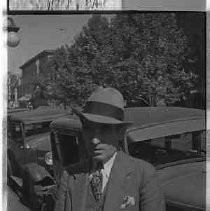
[45,152,53,166]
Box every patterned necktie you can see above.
[90,169,103,201]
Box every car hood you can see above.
[157,160,206,210]
[25,132,51,151]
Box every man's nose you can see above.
[91,138,100,146]
[91,129,101,145]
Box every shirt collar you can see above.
[102,152,117,177]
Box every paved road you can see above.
[7,186,30,211]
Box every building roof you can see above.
[19,50,55,69]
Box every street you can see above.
[7,186,30,211]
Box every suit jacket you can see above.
[54,151,165,211]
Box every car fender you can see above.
[23,162,54,184]
[22,163,56,210]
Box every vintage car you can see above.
[7,108,29,114]
[50,107,206,211]
[7,108,70,210]
[125,107,206,211]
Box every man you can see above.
[54,87,165,211]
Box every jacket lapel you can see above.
[103,151,134,211]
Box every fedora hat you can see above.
[72,87,132,126]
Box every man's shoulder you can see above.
[118,151,156,175]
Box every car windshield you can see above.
[128,130,206,166]
[10,121,51,141]
[24,122,50,137]
[9,122,23,142]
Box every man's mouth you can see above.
[93,149,101,155]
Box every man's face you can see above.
[82,120,125,163]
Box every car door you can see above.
[8,121,27,176]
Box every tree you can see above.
[42,14,198,107]
[8,73,20,105]
[176,13,205,108]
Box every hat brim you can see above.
[72,107,132,126]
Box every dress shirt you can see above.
[101,152,117,192]
[89,152,117,192]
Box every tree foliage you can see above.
[10,0,113,10]
[8,73,21,100]
[8,73,19,93]
[41,14,198,107]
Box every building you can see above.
[19,50,55,108]
[20,50,55,97]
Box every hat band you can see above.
[84,101,124,121]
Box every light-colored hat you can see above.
[73,87,132,126]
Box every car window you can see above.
[128,130,205,166]
[58,134,80,166]
[10,122,23,142]
[25,122,50,137]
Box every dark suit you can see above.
[54,151,165,211]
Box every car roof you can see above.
[50,107,205,138]
[7,108,29,114]
[127,118,205,142]
[9,108,71,124]
[124,107,205,127]
[125,107,205,142]
[50,115,82,133]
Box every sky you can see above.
[8,15,92,75]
